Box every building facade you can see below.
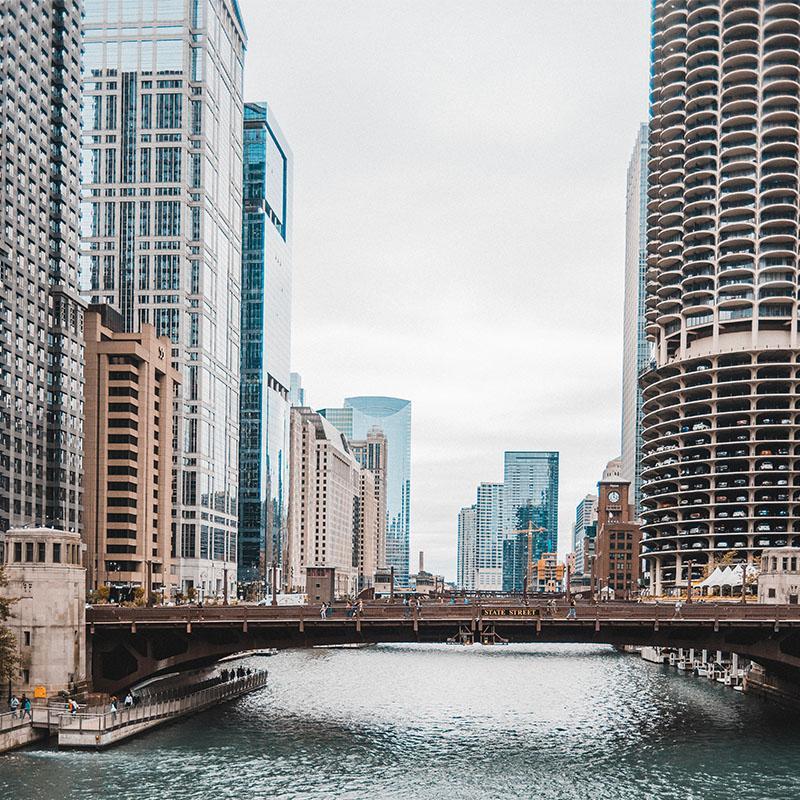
[572,494,598,577]
[594,480,641,598]
[79,0,247,599]
[503,451,559,559]
[0,528,86,697]
[475,482,504,591]
[286,407,360,598]
[238,102,292,592]
[349,427,388,570]
[0,1,84,536]
[621,123,649,516]
[457,505,477,590]
[84,305,180,600]
[319,397,411,586]
[641,1,800,593]
[355,468,379,591]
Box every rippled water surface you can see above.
[1,644,799,799]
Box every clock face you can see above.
[608,490,620,503]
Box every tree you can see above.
[0,564,18,684]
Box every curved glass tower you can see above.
[320,396,411,586]
[641,0,800,594]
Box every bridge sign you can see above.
[481,608,541,617]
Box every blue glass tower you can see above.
[320,397,411,586]
[503,452,559,561]
[238,102,293,589]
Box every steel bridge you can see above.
[87,601,800,693]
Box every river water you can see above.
[1,643,798,800]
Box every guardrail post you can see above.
[654,605,659,632]
[775,608,780,633]
[299,605,304,633]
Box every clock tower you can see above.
[594,480,641,599]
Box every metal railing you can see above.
[0,709,32,733]
[87,600,800,627]
[58,670,268,736]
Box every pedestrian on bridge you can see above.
[20,694,32,721]
[566,600,577,620]
[673,600,683,619]
[9,694,19,718]
[320,603,328,620]
[124,691,134,709]
[110,696,118,717]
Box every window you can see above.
[25,542,33,562]
[768,588,777,598]
[13,542,22,562]
[156,93,182,129]
[53,542,61,563]
[23,631,31,646]
[37,542,46,562]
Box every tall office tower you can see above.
[286,407,360,597]
[503,452,559,560]
[0,1,84,535]
[289,372,304,406]
[475,482,504,591]
[621,123,650,516]
[572,494,598,576]
[319,397,412,586]
[456,504,477,590]
[285,407,315,593]
[238,102,292,593]
[349,427,388,569]
[79,0,247,600]
[355,468,379,591]
[83,305,180,599]
[642,1,800,595]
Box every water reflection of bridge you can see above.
[87,601,800,693]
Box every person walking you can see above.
[320,602,327,620]
[566,599,577,620]
[20,694,32,721]
[673,599,683,619]
[9,694,19,718]
[124,691,134,709]
[415,597,422,619]
[110,695,118,716]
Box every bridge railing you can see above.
[57,670,269,735]
[86,600,800,626]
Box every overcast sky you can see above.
[240,0,651,580]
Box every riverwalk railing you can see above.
[0,710,32,733]
[57,669,268,735]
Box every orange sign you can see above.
[33,686,46,699]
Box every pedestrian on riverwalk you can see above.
[20,694,32,721]
[358,599,364,616]
[9,694,19,718]
[124,691,134,709]
[110,696,118,716]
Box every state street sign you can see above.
[481,608,540,617]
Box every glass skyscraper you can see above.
[239,102,293,589]
[503,451,559,560]
[620,122,649,516]
[475,482,503,591]
[79,0,246,599]
[0,1,84,535]
[319,397,411,586]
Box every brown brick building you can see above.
[83,305,180,600]
[594,480,641,598]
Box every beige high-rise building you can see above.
[642,2,800,594]
[356,469,379,590]
[349,427,388,569]
[84,305,180,600]
[286,408,361,598]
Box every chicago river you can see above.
[1,644,798,800]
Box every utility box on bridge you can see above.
[0,528,86,698]
[306,567,336,604]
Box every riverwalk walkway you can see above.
[0,669,268,752]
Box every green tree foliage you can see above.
[0,565,18,684]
